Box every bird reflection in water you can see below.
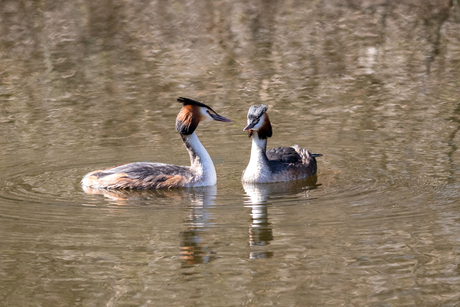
[243,175,319,260]
[83,185,217,266]
[179,186,217,266]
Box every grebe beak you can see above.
[243,122,255,131]
[210,113,232,123]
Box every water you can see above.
[1,0,460,305]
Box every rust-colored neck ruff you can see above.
[176,105,203,135]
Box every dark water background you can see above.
[1,0,460,306]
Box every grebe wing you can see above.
[267,146,321,179]
[266,147,302,164]
[84,162,192,189]
[100,162,190,179]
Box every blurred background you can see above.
[1,0,460,306]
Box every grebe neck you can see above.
[181,132,217,186]
[250,132,269,162]
[244,132,271,182]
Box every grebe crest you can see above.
[82,97,231,191]
[241,104,322,183]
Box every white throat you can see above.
[184,132,217,186]
[242,133,271,183]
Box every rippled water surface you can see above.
[2,0,460,306]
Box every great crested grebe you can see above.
[241,104,322,183]
[81,97,231,190]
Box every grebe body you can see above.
[241,105,321,183]
[82,97,231,190]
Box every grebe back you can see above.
[241,104,321,183]
[82,97,231,190]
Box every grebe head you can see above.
[243,104,272,139]
[176,97,231,135]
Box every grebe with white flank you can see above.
[241,104,321,183]
[82,97,231,190]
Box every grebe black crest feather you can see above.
[244,104,272,140]
[248,104,268,120]
[175,97,227,135]
[177,97,217,111]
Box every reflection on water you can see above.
[243,177,318,260]
[179,186,217,266]
[243,176,319,204]
[82,185,218,266]
[244,183,275,260]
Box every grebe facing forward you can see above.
[82,97,231,190]
[241,105,322,183]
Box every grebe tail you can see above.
[82,97,231,190]
[241,104,321,183]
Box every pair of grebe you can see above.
[81,97,321,190]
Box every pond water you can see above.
[1,0,460,306]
